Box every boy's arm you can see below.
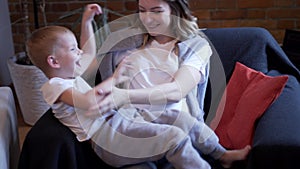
[80,4,102,80]
[58,60,128,111]
[58,86,105,110]
[80,4,101,58]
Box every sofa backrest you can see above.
[201,27,300,121]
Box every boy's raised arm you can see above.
[79,4,102,80]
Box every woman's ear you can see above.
[47,55,60,68]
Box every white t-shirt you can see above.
[120,38,211,112]
[41,76,108,142]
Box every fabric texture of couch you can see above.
[18,27,300,169]
[203,27,300,169]
[0,87,20,169]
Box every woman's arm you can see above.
[95,65,201,112]
[127,65,200,104]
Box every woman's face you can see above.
[138,0,172,38]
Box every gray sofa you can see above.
[0,87,19,169]
[203,27,300,169]
[18,27,300,169]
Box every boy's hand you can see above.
[89,86,127,114]
[113,57,132,85]
[94,77,114,95]
[82,3,102,23]
[88,57,132,113]
[88,79,114,113]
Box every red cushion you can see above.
[210,62,288,149]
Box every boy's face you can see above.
[54,32,83,78]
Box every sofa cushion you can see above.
[210,62,288,149]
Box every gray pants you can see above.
[91,108,226,169]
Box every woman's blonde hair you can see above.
[136,0,199,43]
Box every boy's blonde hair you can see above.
[26,26,73,73]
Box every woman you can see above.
[81,0,251,168]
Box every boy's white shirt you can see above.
[41,76,108,142]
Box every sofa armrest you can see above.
[248,72,300,169]
[0,87,19,169]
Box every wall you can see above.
[8,0,300,54]
[0,0,14,86]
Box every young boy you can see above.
[27,4,250,169]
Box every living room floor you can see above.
[16,99,32,149]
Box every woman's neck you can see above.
[152,35,175,44]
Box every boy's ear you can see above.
[47,55,60,68]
